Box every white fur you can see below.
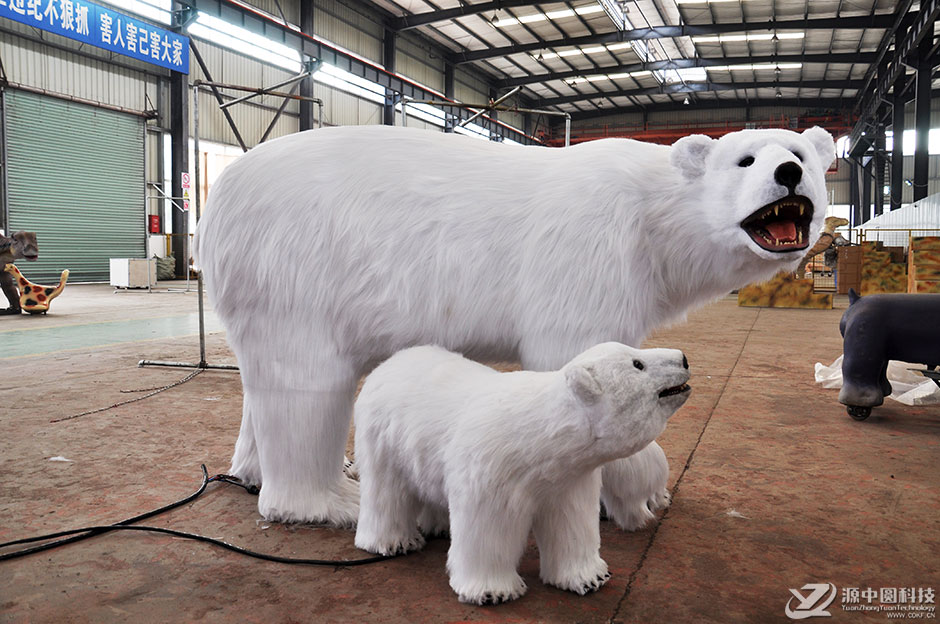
[353,342,690,604]
[600,440,670,530]
[195,125,834,526]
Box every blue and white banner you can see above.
[1,0,189,73]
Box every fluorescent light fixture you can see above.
[189,13,303,71]
[567,70,650,85]
[659,67,707,83]
[693,32,804,44]
[101,0,171,24]
[314,63,386,105]
[536,41,631,60]
[676,0,741,3]
[706,62,803,71]
[492,4,604,27]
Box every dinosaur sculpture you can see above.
[3,264,68,315]
[0,231,38,315]
[795,216,850,277]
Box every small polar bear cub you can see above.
[354,342,691,605]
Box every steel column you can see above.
[299,0,316,131]
[861,158,873,224]
[874,123,886,216]
[444,63,455,133]
[891,85,905,210]
[169,62,189,278]
[914,29,933,202]
[849,158,861,228]
[383,28,397,126]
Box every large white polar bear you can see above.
[353,342,691,604]
[195,125,835,526]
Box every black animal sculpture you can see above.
[839,289,940,420]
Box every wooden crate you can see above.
[837,246,862,294]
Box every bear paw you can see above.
[453,576,527,605]
[605,503,656,531]
[647,488,671,513]
[356,532,426,556]
[543,560,610,596]
[577,572,611,595]
[258,477,360,527]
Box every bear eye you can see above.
[633,359,645,371]
[792,150,803,161]
[738,156,755,167]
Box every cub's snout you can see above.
[651,349,691,408]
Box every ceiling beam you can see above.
[849,0,940,155]
[536,79,864,107]
[389,0,542,31]
[566,97,856,121]
[493,52,877,88]
[449,13,897,64]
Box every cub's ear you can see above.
[801,126,836,169]
[670,134,715,180]
[565,364,603,405]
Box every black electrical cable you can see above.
[0,465,398,567]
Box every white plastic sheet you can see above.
[815,355,940,406]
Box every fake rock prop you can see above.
[195,125,834,526]
[354,343,690,604]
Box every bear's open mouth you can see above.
[740,195,814,253]
[659,383,691,398]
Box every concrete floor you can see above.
[1,284,937,623]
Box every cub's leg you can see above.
[417,503,449,538]
[533,469,609,595]
[355,464,425,556]
[446,490,530,605]
[600,441,670,531]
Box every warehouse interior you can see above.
[2,0,939,621]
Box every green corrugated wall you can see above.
[5,89,145,282]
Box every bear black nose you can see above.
[774,161,803,193]
[682,354,689,369]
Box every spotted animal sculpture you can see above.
[795,216,850,277]
[0,231,39,315]
[3,264,69,314]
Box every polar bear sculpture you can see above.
[195,125,835,526]
[354,342,691,604]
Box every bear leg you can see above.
[355,476,425,556]
[600,442,670,531]
[446,495,530,605]
[242,374,360,527]
[534,470,610,595]
[417,503,449,538]
[229,402,262,488]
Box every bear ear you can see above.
[670,134,715,180]
[802,126,836,169]
[565,364,603,405]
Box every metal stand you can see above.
[140,72,323,372]
[140,84,239,372]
